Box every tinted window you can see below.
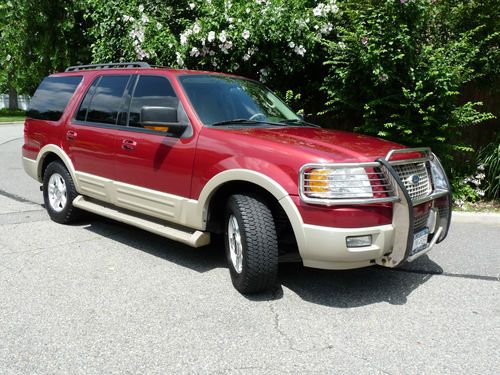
[27,76,82,121]
[86,75,131,125]
[75,77,100,121]
[129,75,179,127]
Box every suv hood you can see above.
[229,127,407,162]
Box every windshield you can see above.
[178,74,300,126]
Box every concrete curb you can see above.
[0,121,24,125]
[452,210,500,224]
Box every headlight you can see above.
[430,154,449,191]
[304,167,374,199]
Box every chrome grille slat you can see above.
[414,211,430,231]
[392,162,431,201]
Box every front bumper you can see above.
[299,202,447,270]
[296,148,452,270]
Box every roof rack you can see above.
[65,62,151,72]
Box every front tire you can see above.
[224,194,279,294]
[43,161,81,224]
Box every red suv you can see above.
[22,62,451,293]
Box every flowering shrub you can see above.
[86,0,339,88]
[321,0,495,164]
[451,165,487,209]
[478,138,500,199]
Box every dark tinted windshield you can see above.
[27,76,82,121]
[178,75,299,125]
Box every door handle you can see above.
[66,130,77,141]
[122,139,137,151]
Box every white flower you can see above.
[189,3,195,10]
[242,30,250,40]
[138,4,144,13]
[313,4,324,17]
[176,52,184,66]
[207,31,216,42]
[6,54,11,61]
[243,53,251,61]
[294,44,306,56]
[224,40,233,49]
[156,22,162,30]
[246,8,251,13]
[180,34,188,45]
[193,23,201,34]
[141,14,149,23]
[338,41,346,49]
[320,23,333,35]
[189,47,200,57]
[332,4,339,13]
[288,41,295,48]
[123,15,130,22]
[209,50,215,56]
[218,30,227,43]
[259,68,268,77]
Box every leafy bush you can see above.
[451,165,486,208]
[0,108,25,116]
[321,0,495,166]
[478,138,500,199]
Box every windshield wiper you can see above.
[210,119,268,127]
[279,119,321,128]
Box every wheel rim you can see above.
[228,214,243,273]
[48,173,67,212]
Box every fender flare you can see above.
[35,145,80,191]
[190,169,307,250]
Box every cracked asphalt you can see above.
[1,123,499,374]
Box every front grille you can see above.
[393,162,432,201]
[414,211,430,232]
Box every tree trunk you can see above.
[7,71,19,110]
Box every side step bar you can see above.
[73,196,210,248]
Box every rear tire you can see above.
[43,161,81,224]
[224,194,279,294]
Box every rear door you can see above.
[113,74,197,221]
[66,74,133,202]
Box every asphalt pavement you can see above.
[1,122,499,374]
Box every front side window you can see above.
[80,75,131,125]
[129,75,188,128]
[27,75,82,121]
[178,74,300,125]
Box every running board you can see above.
[73,196,210,248]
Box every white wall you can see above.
[0,95,30,110]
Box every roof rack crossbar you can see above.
[65,62,151,72]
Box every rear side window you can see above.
[81,75,131,125]
[27,76,82,121]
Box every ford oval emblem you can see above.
[409,174,420,186]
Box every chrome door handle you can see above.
[122,139,137,150]
[66,130,77,141]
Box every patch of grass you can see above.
[0,116,25,122]
[0,108,26,123]
[453,199,500,213]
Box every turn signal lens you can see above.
[308,169,329,193]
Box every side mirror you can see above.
[141,106,188,137]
